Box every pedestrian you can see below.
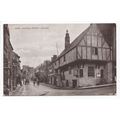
[37,79,40,86]
[33,80,36,86]
[17,74,22,86]
[33,77,36,86]
[25,79,29,85]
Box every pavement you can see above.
[40,82,116,90]
[9,82,116,96]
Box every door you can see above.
[72,80,77,88]
[66,80,69,87]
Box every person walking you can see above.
[33,76,36,86]
[37,79,40,86]
[16,73,22,86]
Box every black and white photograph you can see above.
[3,24,116,96]
[1,1,120,120]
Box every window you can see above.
[63,72,65,80]
[88,66,95,77]
[95,48,98,55]
[63,55,66,62]
[73,68,77,76]
[92,47,98,55]
[79,69,83,77]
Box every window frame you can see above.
[95,47,98,55]
[79,69,83,77]
[92,47,98,55]
[69,66,72,74]
[88,66,95,77]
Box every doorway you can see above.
[72,80,77,88]
[66,80,69,87]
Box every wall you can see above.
[77,25,111,61]
[105,62,113,83]
[63,63,109,87]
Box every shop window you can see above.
[88,66,95,77]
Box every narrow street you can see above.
[4,24,116,96]
[10,82,53,96]
[10,82,116,96]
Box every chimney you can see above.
[65,30,70,49]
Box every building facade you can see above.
[4,24,21,95]
[52,24,114,88]
[12,52,21,90]
[48,55,58,85]
[97,24,116,81]
[35,60,51,83]
[22,65,34,82]
[4,24,14,94]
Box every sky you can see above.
[9,24,89,68]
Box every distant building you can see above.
[52,24,115,88]
[22,65,34,81]
[35,60,51,83]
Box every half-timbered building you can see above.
[53,24,113,88]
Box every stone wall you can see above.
[63,63,111,87]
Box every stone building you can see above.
[52,24,115,88]
[12,52,21,89]
[4,24,14,94]
[48,55,58,85]
[4,24,21,95]
[97,24,116,81]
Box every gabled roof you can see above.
[56,25,90,60]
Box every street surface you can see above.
[10,82,116,96]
